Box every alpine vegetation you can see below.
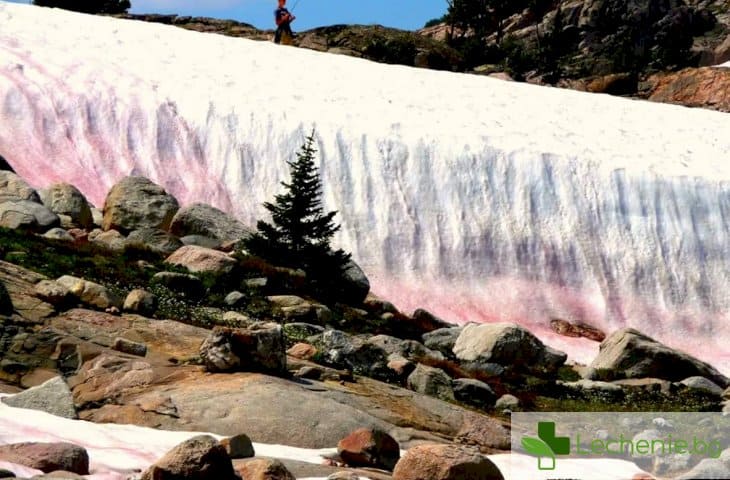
[244,130,351,298]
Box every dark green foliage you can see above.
[244,130,351,298]
[424,16,446,28]
[364,36,417,66]
[33,0,131,14]
[501,36,539,81]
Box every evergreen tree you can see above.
[244,130,350,294]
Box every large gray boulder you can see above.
[309,329,391,379]
[453,323,567,374]
[125,228,184,256]
[200,323,287,374]
[588,328,729,387]
[406,364,455,401]
[367,334,444,363]
[102,176,179,233]
[339,260,370,304]
[39,183,93,229]
[169,203,252,242]
[452,378,496,408]
[1,376,77,419]
[0,200,59,232]
[423,326,464,357]
[0,171,40,203]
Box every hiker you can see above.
[274,0,295,45]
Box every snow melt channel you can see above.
[0,2,729,370]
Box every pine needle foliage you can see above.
[244,130,351,293]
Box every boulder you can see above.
[34,280,71,306]
[151,271,205,298]
[0,171,41,203]
[88,229,126,252]
[39,183,93,229]
[452,378,496,408]
[337,428,400,471]
[125,228,184,256]
[310,329,391,379]
[287,342,318,360]
[367,334,444,363]
[392,444,503,480]
[453,323,567,374]
[679,376,724,396]
[219,433,255,459]
[0,200,59,232]
[0,442,89,474]
[1,376,77,419]
[423,327,464,357]
[407,364,455,401]
[102,176,179,233]
[224,291,246,307]
[339,260,370,304]
[588,328,729,387]
[411,309,455,333]
[140,435,237,480]
[199,323,287,374]
[169,203,252,242]
[495,394,520,410]
[55,275,122,310]
[235,458,295,480]
[165,245,238,274]
[123,289,157,316]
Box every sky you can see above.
[6,0,449,31]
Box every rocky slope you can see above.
[0,166,728,478]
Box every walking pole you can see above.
[290,0,303,12]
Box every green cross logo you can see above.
[521,421,571,470]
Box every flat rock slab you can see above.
[0,260,54,322]
[72,355,508,452]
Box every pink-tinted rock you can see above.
[235,458,295,480]
[0,442,89,474]
[140,435,236,480]
[392,444,503,480]
[337,428,400,471]
[165,245,238,274]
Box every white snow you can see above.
[718,61,730,68]
[0,396,337,478]
[0,397,653,480]
[0,1,729,372]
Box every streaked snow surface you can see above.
[0,396,339,479]
[0,2,729,370]
[0,397,651,480]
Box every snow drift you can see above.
[0,2,729,369]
